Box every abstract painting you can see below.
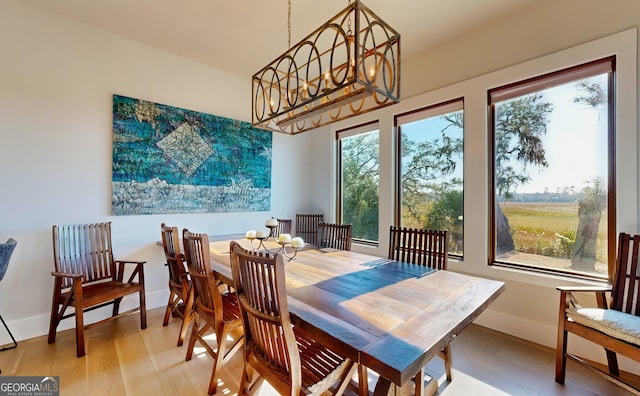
[112,94,272,215]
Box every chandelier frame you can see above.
[251,0,400,135]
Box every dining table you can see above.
[208,235,505,396]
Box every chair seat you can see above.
[294,326,354,394]
[63,280,143,308]
[196,292,242,325]
[567,307,640,347]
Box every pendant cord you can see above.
[287,0,292,49]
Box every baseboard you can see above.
[474,308,640,375]
[0,289,169,346]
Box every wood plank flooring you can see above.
[0,307,635,395]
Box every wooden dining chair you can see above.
[388,226,449,270]
[229,241,357,395]
[295,213,324,246]
[276,218,292,236]
[160,223,193,347]
[317,222,352,251]
[182,229,243,395]
[387,226,452,383]
[48,222,146,357]
[556,232,640,394]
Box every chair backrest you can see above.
[276,218,292,236]
[182,229,223,324]
[160,223,187,287]
[317,223,352,251]
[388,226,448,270]
[52,223,116,289]
[611,233,640,316]
[229,241,302,393]
[0,238,17,282]
[295,213,324,245]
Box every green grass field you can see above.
[500,201,608,262]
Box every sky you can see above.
[512,74,608,194]
[399,73,609,196]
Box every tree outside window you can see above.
[338,125,379,243]
[489,57,614,279]
[396,99,464,256]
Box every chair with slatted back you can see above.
[317,222,352,251]
[388,226,449,270]
[556,232,640,393]
[295,213,324,246]
[182,229,243,395]
[48,222,146,357]
[229,240,356,395]
[160,223,193,347]
[387,225,452,383]
[276,218,292,236]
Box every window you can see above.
[337,122,380,244]
[395,99,464,257]
[489,57,615,279]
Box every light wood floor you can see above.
[0,307,635,395]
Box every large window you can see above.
[337,122,380,243]
[489,57,615,279]
[396,99,464,257]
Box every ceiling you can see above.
[19,0,537,79]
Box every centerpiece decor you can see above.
[246,218,304,261]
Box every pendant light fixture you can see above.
[251,0,400,135]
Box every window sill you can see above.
[447,257,610,290]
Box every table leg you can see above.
[372,371,437,396]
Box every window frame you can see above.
[488,56,617,281]
[336,120,381,246]
[395,97,465,259]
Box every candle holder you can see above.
[245,220,304,261]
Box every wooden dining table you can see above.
[208,235,505,396]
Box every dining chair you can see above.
[295,213,324,245]
[0,238,18,355]
[160,223,193,347]
[182,229,243,395]
[48,222,146,357]
[229,241,357,395]
[276,218,292,236]
[556,232,640,394]
[387,225,452,382]
[388,226,449,270]
[317,222,352,251]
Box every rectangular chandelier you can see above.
[251,1,400,135]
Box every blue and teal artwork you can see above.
[112,94,272,215]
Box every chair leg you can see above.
[605,348,620,376]
[139,272,147,329]
[47,305,60,345]
[48,279,63,344]
[112,297,122,317]
[208,326,229,395]
[177,290,194,347]
[555,293,569,384]
[69,281,86,358]
[0,315,17,351]
[185,315,200,361]
[163,291,177,327]
[75,309,85,358]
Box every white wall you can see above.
[310,0,640,373]
[0,0,312,342]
